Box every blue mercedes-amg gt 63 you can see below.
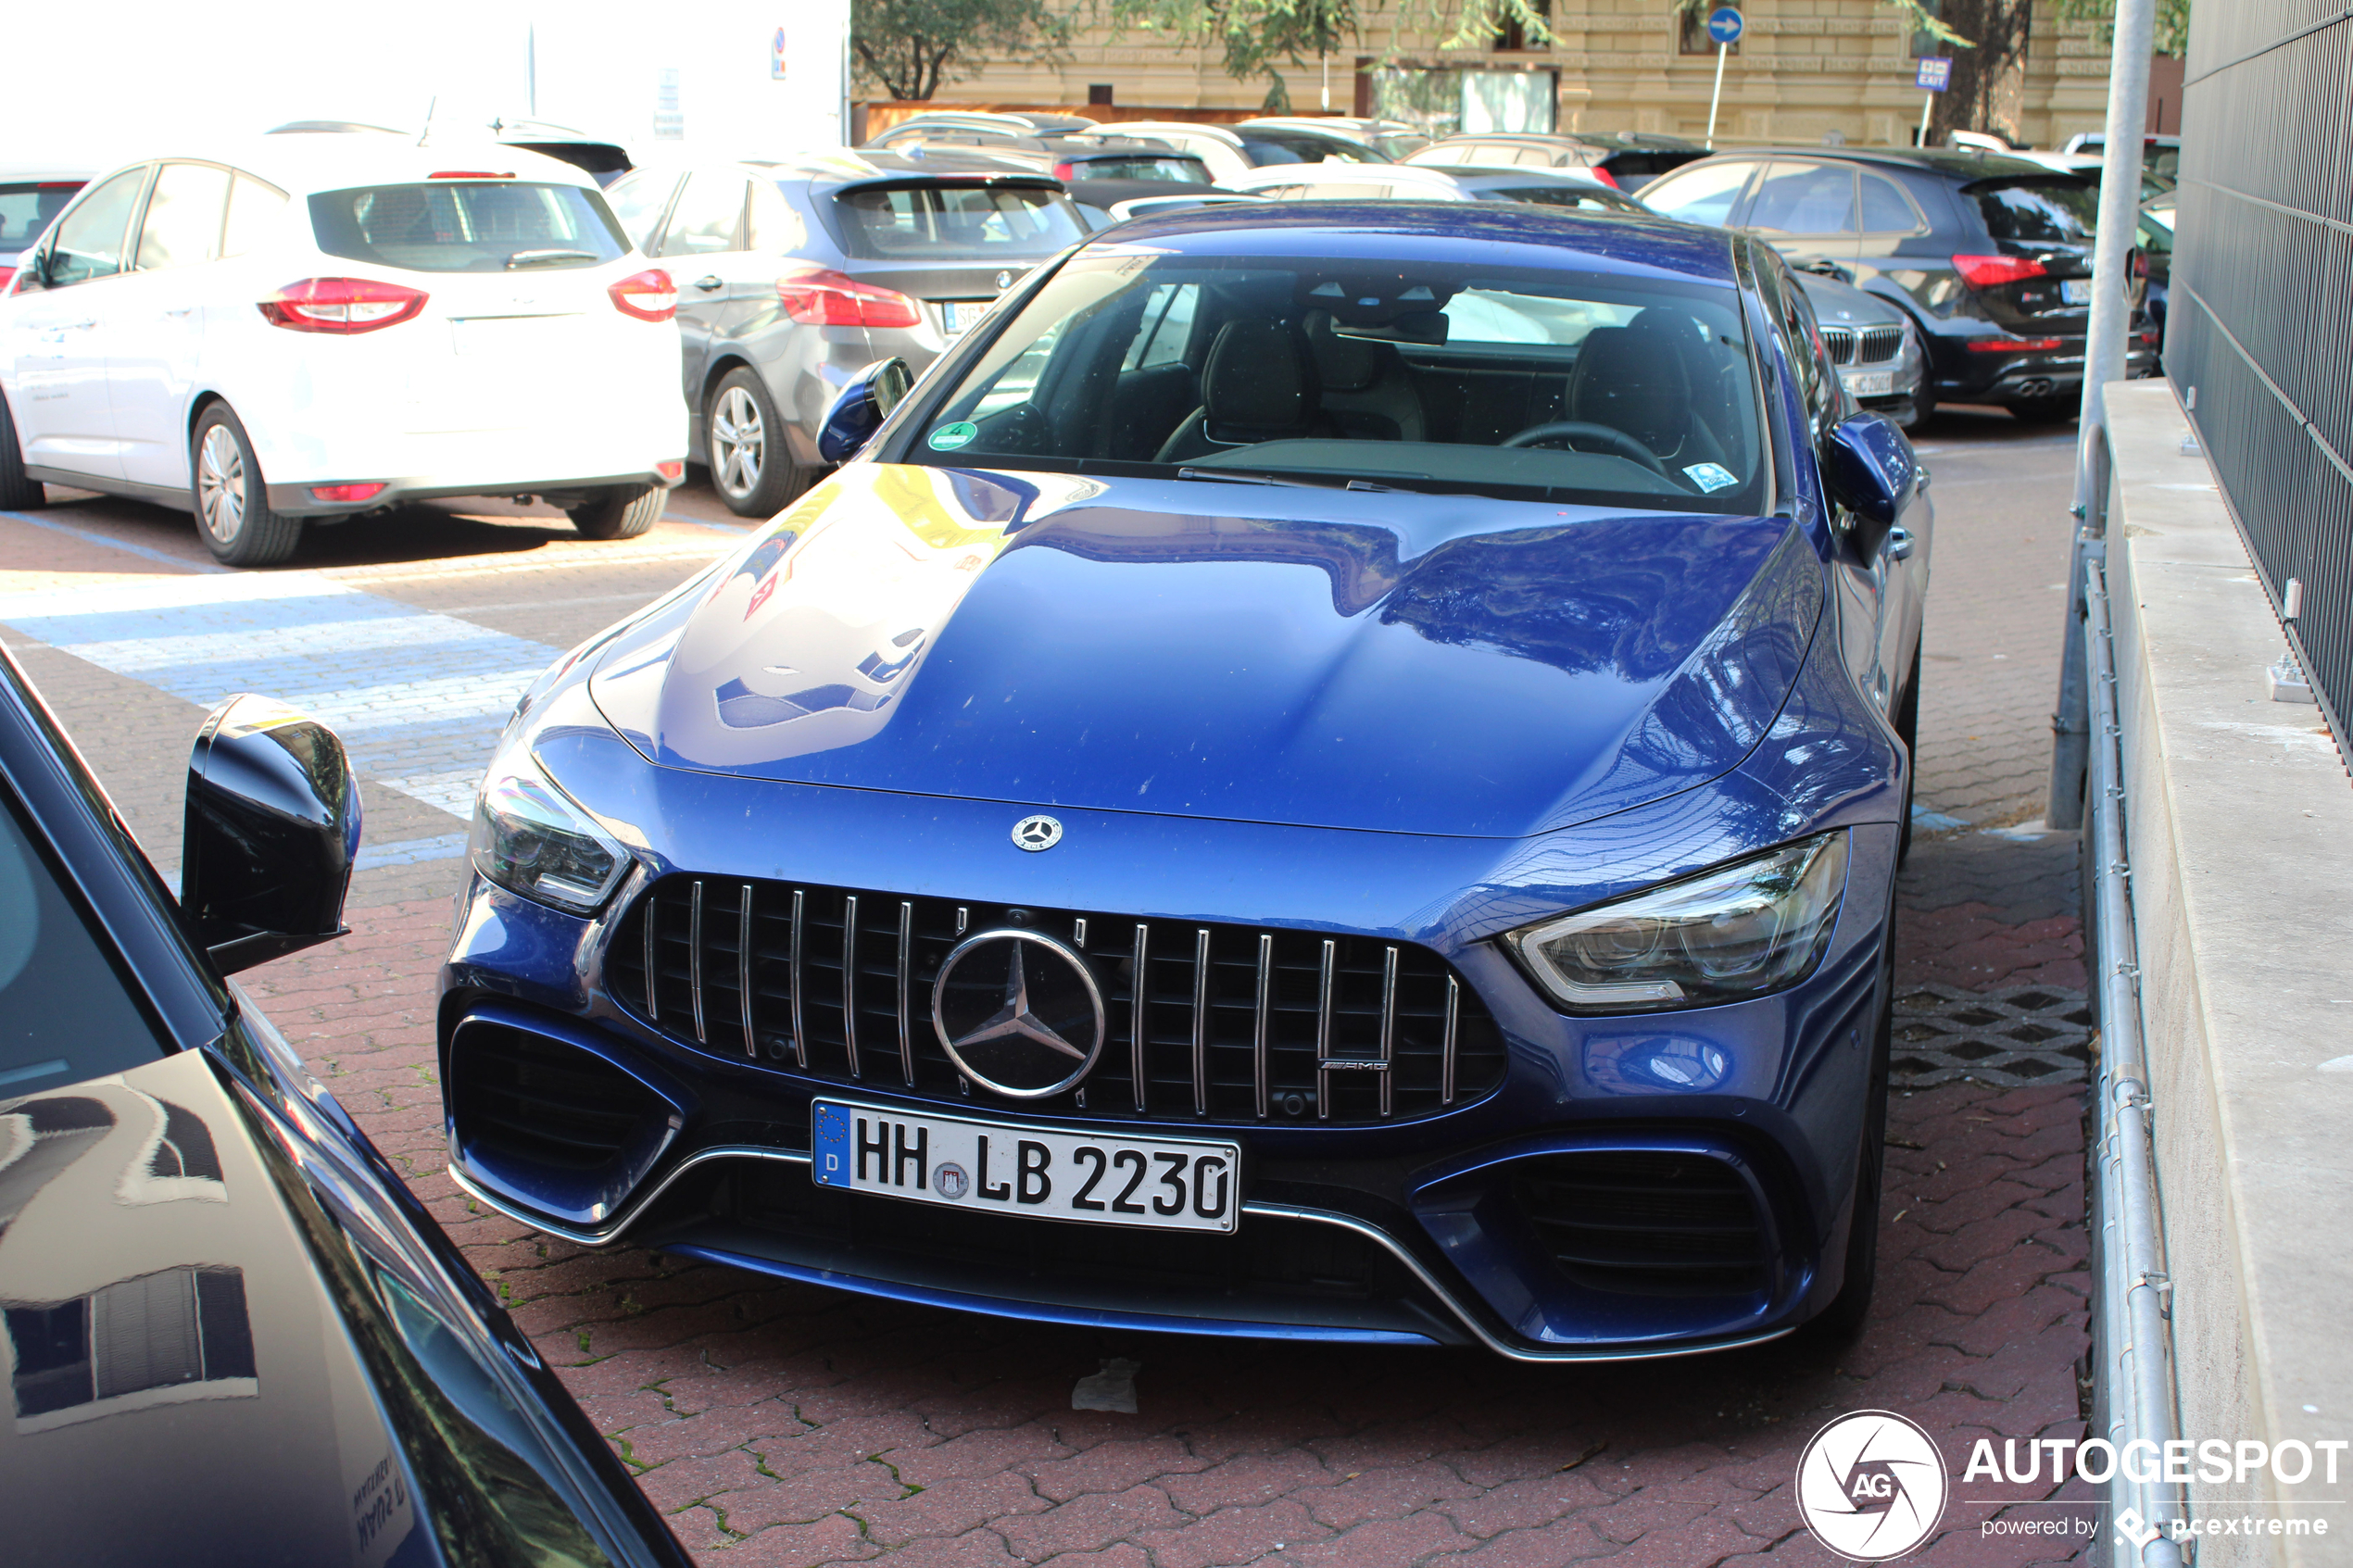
[438,204,1931,1361]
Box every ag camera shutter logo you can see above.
[1796,1410,1950,1561]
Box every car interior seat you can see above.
[1564,311,1703,463]
[1303,308,1426,442]
[1152,318,1338,463]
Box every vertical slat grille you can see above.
[609,875,1509,1126]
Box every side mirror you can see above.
[1820,412,1919,556]
[183,695,361,973]
[816,357,913,464]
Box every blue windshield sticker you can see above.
[1683,462,1738,494]
[928,421,978,451]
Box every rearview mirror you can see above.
[817,357,913,464]
[183,695,360,973]
[1820,412,1919,555]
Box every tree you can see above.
[2054,0,2192,57]
[1111,0,1557,107]
[852,0,1072,101]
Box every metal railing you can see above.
[2163,1,2353,746]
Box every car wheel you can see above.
[1895,644,1920,866]
[0,389,47,511]
[1807,915,1894,1344]
[567,483,665,540]
[706,368,800,519]
[191,406,304,568]
[2009,395,2078,424]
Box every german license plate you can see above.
[2059,278,2093,304]
[1843,368,1896,397]
[940,300,990,334]
[811,1100,1240,1233]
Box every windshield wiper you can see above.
[505,248,599,270]
[1176,466,1403,493]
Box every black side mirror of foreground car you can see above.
[818,357,914,464]
[183,694,360,973]
[1820,411,1920,558]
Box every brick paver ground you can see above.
[6,409,2100,1565]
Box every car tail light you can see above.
[609,269,677,322]
[1,267,15,295]
[1951,253,2048,289]
[1966,335,2065,353]
[656,460,685,483]
[775,267,924,329]
[2142,330,2161,346]
[431,170,513,180]
[1591,167,1620,189]
[1053,161,1077,181]
[258,278,429,333]
[309,483,387,503]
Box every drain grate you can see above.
[1890,984,2094,1087]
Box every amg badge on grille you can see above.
[1011,814,1063,851]
[932,930,1106,1098]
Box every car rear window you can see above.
[1065,157,1212,184]
[1239,133,1372,166]
[1969,178,2100,245]
[0,182,83,255]
[833,182,1086,260]
[307,181,630,272]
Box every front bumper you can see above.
[437,729,1905,1361]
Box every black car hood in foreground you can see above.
[589,466,1823,838]
[0,1036,676,1568]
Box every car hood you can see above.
[588,465,1822,839]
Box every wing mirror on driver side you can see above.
[1820,411,1920,558]
[817,357,914,464]
[182,694,361,973]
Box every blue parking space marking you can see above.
[0,569,565,846]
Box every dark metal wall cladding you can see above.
[2169,2,2353,743]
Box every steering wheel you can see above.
[1500,420,1670,477]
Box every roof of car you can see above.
[752,149,1068,191]
[1098,202,1736,282]
[76,138,600,194]
[1701,146,2086,182]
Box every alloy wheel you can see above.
[712,387,765,499]
[196,425,245,545]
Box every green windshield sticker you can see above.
[1683,462,1738,494]
[928,421,978,451]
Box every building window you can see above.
[1088,84,1114,105]
[1493,0,1551,52]
[1911,0,1944,56]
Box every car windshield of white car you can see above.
[1067,157,1212,185]
[834,182,1087,260]
[903,250,1765,512]
[308,181,630,272]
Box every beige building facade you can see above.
[923,3,2117,152]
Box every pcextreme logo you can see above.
[1795,1410,1952,1561]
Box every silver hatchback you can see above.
[606,153,1088,516]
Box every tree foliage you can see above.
[2054,0,2194,57]
[1108,0,1559,104]
[852,0,1072,101]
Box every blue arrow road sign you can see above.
[1706,6,1743,44]
[1916,56,1953,91]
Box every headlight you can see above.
[468,752,631,915]
[1504,834,1848,1012]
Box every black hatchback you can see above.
[1638,147,2155,420]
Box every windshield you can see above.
[0,787,170,1094]
[833,183,1086,259]
[901,248,1764,511]
[1240,133,1378,166]
[1970,177,2100,245]
[308,182,629,272]
[0,182,82,258]
[1068,157,1211,184]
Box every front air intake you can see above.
[446,1014,682,1227]
[1513,1150,1771,1298]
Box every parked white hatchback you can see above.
[0,139,686,565]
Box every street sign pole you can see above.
[1703,7,1743,150]
[1913,56,1951,147]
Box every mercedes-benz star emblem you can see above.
[933,930,1106,1098]
[1011,814,1063,851]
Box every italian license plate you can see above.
[1843,368,1896,397]
[2059,278,2093,304]
[940,300,990,334]
[811,1099,1240,1233]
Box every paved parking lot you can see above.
[0,409,2098,1566]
